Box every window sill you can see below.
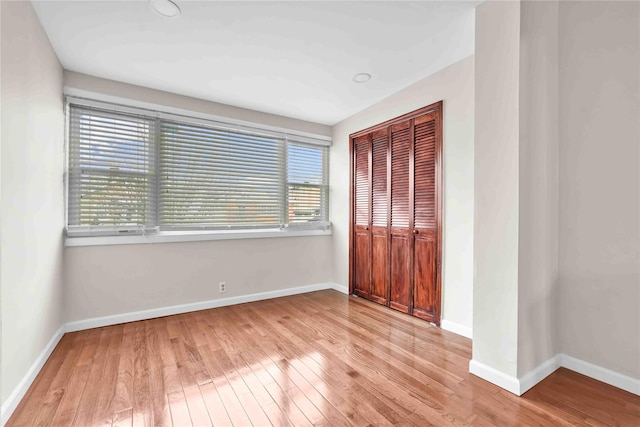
[64,228,332,247]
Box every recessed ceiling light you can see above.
[150,0,181,18]
[353,73,372,83]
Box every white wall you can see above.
[64,71,331,138]
[62,73,334,324]
[331,56,475,333]
[517,0,560,377]
[65,237,333,322]
[558,0,640,379]
[1,0,65,405]
[473,0,521,378]
[474,0,639,392]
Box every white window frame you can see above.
[63,89,331,247]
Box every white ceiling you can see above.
[32,1,479,125]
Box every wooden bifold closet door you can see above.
[349,102,442,325]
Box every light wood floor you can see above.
[7,290,640,426]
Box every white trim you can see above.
[63,88,332,145]
[1,326,65,426]
[471,353,640,397]
[518,355,561,395]
[66,282,343,332]
[441,319,472,339]
[329,283,349,294]
[65,228,331,247]
[559,353,640,396]
[469,359,521,395]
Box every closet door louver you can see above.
[412,112,440,322]
[349,101,442,325]
[389,121,412,313]
[353,135,371,298]
[370,129,390,304]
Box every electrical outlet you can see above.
[219,281,227,293]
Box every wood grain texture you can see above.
[354,135,370,227]
[412,111,439,323]
[371,129,389,228]
[7,290,639,427]
[371,127,390,305]
[371,231,389,305]
[390,121,411,229]
[353,134,371,299]
[389,120,412,314]
[390,233,411,313]
[353,230,371,299]
[349,102,443,325]
[412,231,437,322]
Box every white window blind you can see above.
[66,99,330,238]
[287,141,329,224]
[160,121,284,229]
[68,106,156,236]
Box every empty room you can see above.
[1,0,639,426]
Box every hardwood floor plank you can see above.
[132,322,153,427]
[31,388,65,426]
[112,323,136,414]
[49,364,92,426]
[250,302,466,426]
[72,328,119,426]
[10,334,81,426]
[167,390,192,427]
[314,336,460,427]
[522,369,640,425]
[247,323,354,426]
[198,346,253,427]
[293,300,466,395]
[233,306,407,425]
[199,382,233,427]
[170,319,211,387]
[182,385,213,427]
[111,408,132,427]
[235,347,314,427]
[144,319,172,427]
[211,348,252,398]
[7,290,639,427]
[263,381,321,427]
[208,308,312,427]
[210,382,252,427]
[260,401,294,427]
[157,320,183,400]
[76,329,103,366]
[202,317,273,426]
[92,325,125,427]
[230,307,387,427]
[235,390,274,427]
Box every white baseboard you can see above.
[66,282,346,332]
[329,283,349,294]
[1,325,65,426]
[559,353,640,396]
[469,359,521,395]
[441,319,472,339]
[519,354,562,395]
[471,353,640,397]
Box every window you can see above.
[66,99,330,240]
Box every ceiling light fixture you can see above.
[353,73,372,83]
[150,0,181,18]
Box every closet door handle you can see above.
[413,229,419,235]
